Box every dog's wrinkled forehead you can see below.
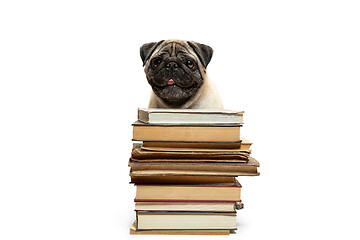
[156,42,194,58]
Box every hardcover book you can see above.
[129,156,258,171]
[132,121,241,142]
[130,221,232,235]
[129,157,259,177]
[138,108,244,124]
[131,143,249,162]
[135,179,241,202]
[136,212,237,230]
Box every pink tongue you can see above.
[167,79,175,85]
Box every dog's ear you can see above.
[187,41,213,68]
[140,40,164,66]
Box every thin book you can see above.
[138,108,244,124]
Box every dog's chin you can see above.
[151,84,200,106]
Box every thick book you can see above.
[135,179,241,202]
[136,212,237,230]
[135,201,237,212]
[132,121,241,142]
[142,137,252,151]
[138,108,244,124]
[129,159,258,174]
[129,156,259,177]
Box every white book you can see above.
[136,212,237,230]
[138,108,244,124]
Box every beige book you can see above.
[135,179,241,202]
[136,212,237,230]
[132,121,241,142]
[130,221,231,235]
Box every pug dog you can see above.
[140,40,223,109]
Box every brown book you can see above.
[135,179,241,202]
[130,175,236,184]
[130,169,259,177]
[129,156,259,177]
[142,137,252,151]
[132,121,241,142]
[131,158,248,164]
[140,145,251,153]
[129,157,259,173]
[131,143,249,162]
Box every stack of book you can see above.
[129,108,260,235]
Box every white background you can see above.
[1,0,360,239]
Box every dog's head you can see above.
[140,40,213,107]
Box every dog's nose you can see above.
[165,61,179,69]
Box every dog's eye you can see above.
[151,58,162,68]
[186,60,195,69]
